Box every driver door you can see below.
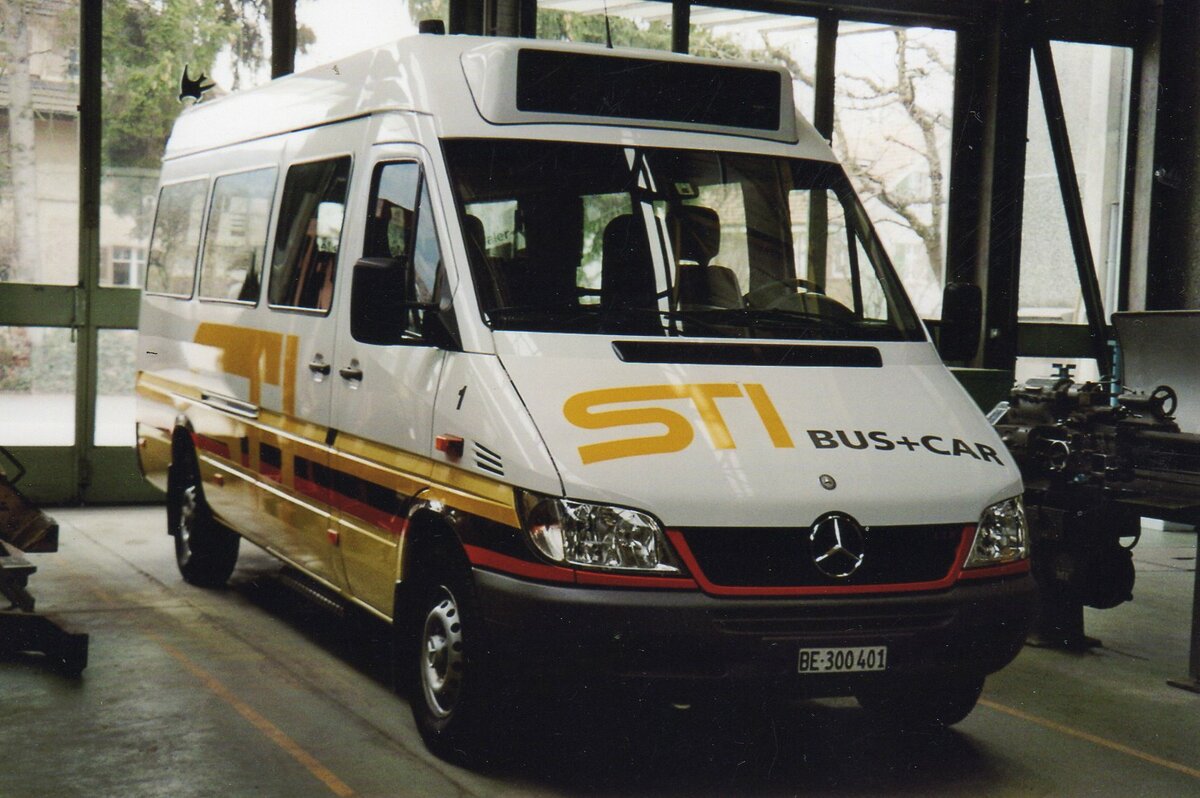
[328,147,448,614]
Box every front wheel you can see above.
[856,675,984,731]
[407,555,506,761]
[169,452,239,587]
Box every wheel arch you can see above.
[393,499,471,625]
[166,416,198,535]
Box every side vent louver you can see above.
[474,442,504,477]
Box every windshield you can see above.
[442,139,923,342]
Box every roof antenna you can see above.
[603,0,613,48]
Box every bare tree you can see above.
[0,1,42,282]
[763,29,951,288]
[835,29,950,285]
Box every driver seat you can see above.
[668,205,743,310]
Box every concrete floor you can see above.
[3,506,1199,797]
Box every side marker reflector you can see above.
[435,434,464,459]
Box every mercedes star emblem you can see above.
[809,513,866,579]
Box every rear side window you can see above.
[145,179,208,296]
[268,157,351,312]
[199,167,277,303]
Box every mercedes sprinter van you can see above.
[136,33,1035,755]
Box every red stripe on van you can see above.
[958,559,1031,579]
[193,433,231,460]
[464,545,576,584]
[464,545,698,589]
[574,571,698,590]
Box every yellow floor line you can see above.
[62,551,357,798]
[979,697,1200,781]
[151,633,357,798]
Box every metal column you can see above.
[1031,37,1112,372]
[271,0,296,78]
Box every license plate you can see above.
[798,646,887,674]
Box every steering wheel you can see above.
[785,277,824,294]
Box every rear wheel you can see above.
[856,674,984,731]
[169,448,239,587]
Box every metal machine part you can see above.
[0,448,89,675]
[992,375,1200,648]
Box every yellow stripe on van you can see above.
[193,323,300,415]
[136,371,520,530]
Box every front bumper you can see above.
[474,568,1036,694]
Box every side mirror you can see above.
[938,282,982,362]
[351,257,423,345]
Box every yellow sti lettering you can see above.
[743,383,795,449]
[563,383,794,464]
[563,385,696,464]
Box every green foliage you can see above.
[0,327,32,392]
[0,327,71,393]
[0,327,135,395]
[102,0,234,170]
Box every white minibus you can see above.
[137,32,1034,756]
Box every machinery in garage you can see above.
[0,448,88,675]
[992,370,1200,648]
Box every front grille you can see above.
[678,524,964,588]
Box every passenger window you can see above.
[268,157,351,311]
[145,179,208,296]
[199,167,277,303]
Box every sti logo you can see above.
[563,383,791,464]
[562,383,1005,467]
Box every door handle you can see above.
[308,359,331,376]
[339,365,363,382]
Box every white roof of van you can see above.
[165,34,828,159]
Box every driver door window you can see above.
[365,161,443,337]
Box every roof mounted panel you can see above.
[461,42,798,143]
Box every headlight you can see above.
[517,491,680,573]
[965,496,1029,568]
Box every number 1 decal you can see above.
[456,385,467,410]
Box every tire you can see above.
[856,674,984,731]
[406,544,503,760]
[168,447,239,588]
